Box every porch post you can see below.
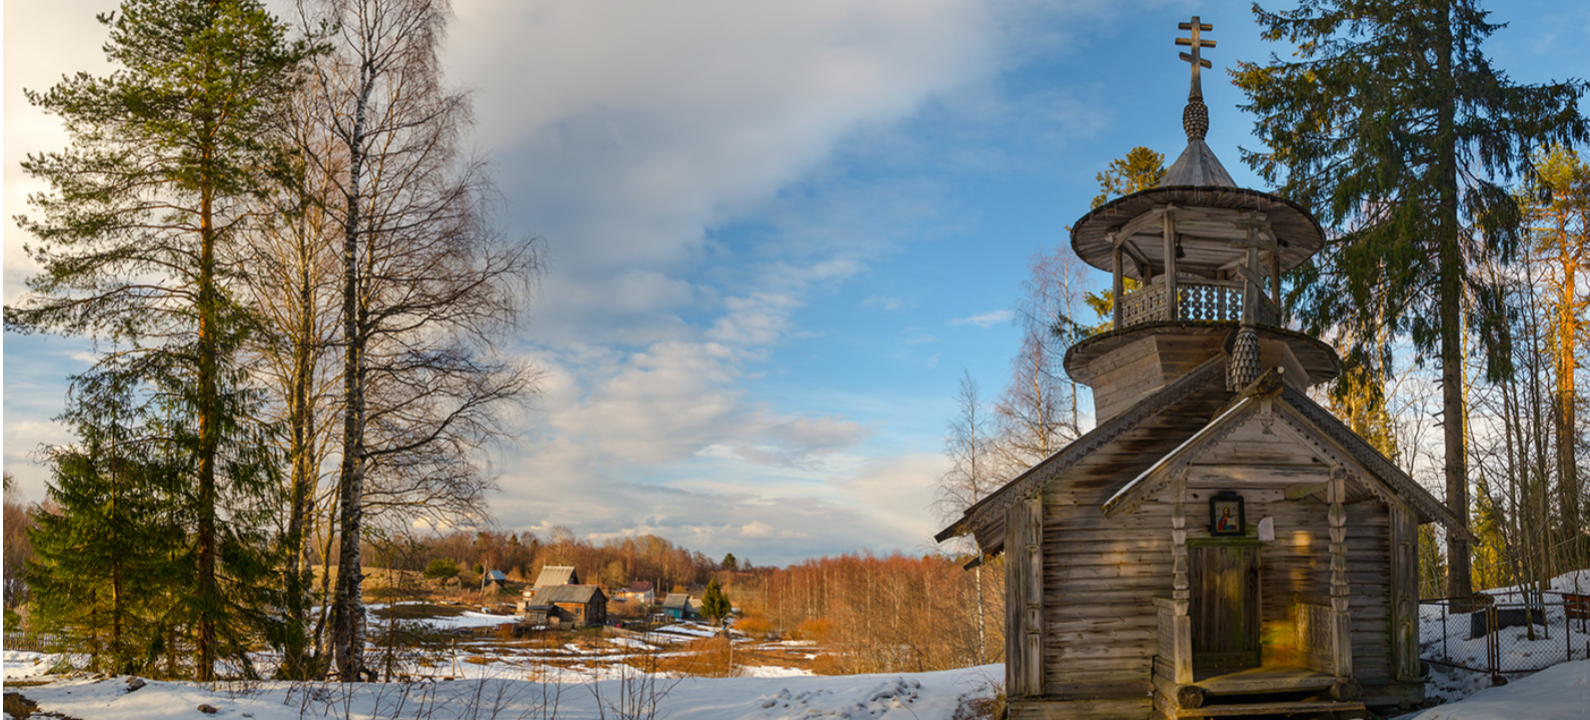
[1328,468,1354,678]
[1170,470,1193,683]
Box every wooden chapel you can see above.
[934,17,1473,720]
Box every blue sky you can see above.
[5,0,1589,566]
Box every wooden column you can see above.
[1023,495,1044,695]
[1243,244,1259,324]
[1111,234,1125,329]
[1269,243,1282,308]
[1328,468,1353,679]
[1163,207,1179,321]
[1390,505,1420,680]
[1006,494,1044,697]
[1170,471,1193,683]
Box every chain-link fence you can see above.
[1420,591,1590,679]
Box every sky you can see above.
[5,0,1590,567]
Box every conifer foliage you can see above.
[700,578,731,626]
[6,0,311,679]
[1233,0,1587,598]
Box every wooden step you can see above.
[1174,700,1367,718]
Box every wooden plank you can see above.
[1191,665,1335,694]
[1006,498,1028,696]
[1010,697,1154,720]
[1174,700,1366,717]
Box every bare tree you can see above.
[993,246,1087,474]
[291,0,542,680]
[933,371,1000,664]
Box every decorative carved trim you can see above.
[1276,386,1472,540]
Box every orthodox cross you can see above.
[1176,17,1215,100]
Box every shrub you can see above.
[423,558,460,580]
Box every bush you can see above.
[423,558,460,580]
[733,612,775,640]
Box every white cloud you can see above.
[950,309,1013,328]
[738,521,775,539]
[863,296,905,311]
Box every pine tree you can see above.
[6,0,309,678]
[1073,146,1166,333]
[1521,145,1589,562]
[1233,0,1587,598]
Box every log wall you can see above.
[1031,414,1402,699]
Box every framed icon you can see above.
[1209,491,1245,536]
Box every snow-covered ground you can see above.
[1399,659,1590,720]
[8,656,1590,719]
[1,663,1004,720]
[1420,569,1590,702]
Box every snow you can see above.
[0,665,1001,720]
[1400,659,1590,720]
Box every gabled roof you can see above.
[483,570,507,582]
[528,585,604,607]
[938,362,1477,554]
[1099,371,1472,542]
[936,356,1233,553]
[533,565,579,588]
[628,581,653,592]
[661,593,697,610]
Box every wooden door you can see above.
[1190,544,1261,672]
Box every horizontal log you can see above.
[1010,697,1153,720]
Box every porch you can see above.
[1152,596,1364,719]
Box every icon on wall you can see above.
[1209,491,1245,536]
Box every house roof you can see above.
[628,581,653,592]
[1099,370,1472,541]
[533,565,579,588]
[937,357,1476,554]
[661,593,697,610]
[483,570,507,582]
[528,585,604,607]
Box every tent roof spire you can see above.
[1160,15,1234,187]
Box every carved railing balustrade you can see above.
[1118,276,1279,329]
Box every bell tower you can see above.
[1063,16,1340,421]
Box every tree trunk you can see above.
[1435,5,1472,600]
[282,244,318,679]
[331,84,370,680]
[196,155,220,682]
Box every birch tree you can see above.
[293,0,540,680]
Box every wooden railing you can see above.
[1118,277,1279,329]
[1295,594,1352,678]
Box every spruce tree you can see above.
[1233,0,1587,598]
[27,369,188,676]
[7,0,309,678]
[701,578,731,627]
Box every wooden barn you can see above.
[935,18,1473,720]
[519,585,607,627]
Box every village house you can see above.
[480,569,508,594]
[936,17,1471,720]
[519,585,607,627]
[615,580,655,605]
[661,592,700,621]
